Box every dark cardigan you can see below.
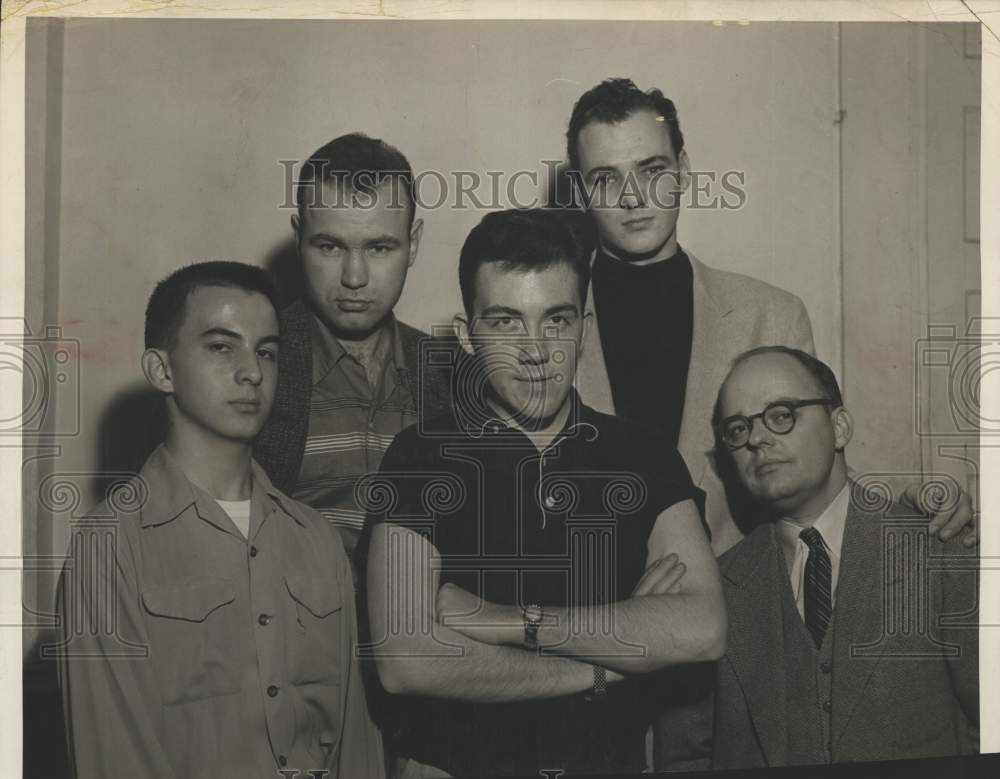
[254,299,454,493]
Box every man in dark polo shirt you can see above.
[360,209,726,778]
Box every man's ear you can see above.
[141,348,174,394]
[678,149,692,193]
[453,312,475,357]
[291,212,301,244]
[408,217,424,267]
[832,406,853,451]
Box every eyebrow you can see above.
[637,154,674,166]
[307,233,401,246]
[478,305,524,318]
[477,304,579,318]
[200,327,242,340]
[199,328,281,345]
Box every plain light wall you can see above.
[29,19,983,630]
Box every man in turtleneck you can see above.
[568,77,815,555]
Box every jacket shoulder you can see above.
[697,260,806,310]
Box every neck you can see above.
[485,396,572,452]
[599,234,679,267]
[779,459,849,526]
[164,422,254,501]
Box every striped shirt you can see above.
[292,313,417,557]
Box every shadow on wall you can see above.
[264,236,302,309]
[25,629,70,779]
[97,381,167,484]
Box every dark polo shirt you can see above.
[359,394,703,777]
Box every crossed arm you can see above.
[366,521,611,701]
[366,498,726,702]
[438,499,726,674]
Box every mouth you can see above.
[336,298,373,312]
[621,216,654,231]
[229,400,262,413]
[754,460,788,476]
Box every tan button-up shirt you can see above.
[57,445,384,779]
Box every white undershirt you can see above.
[776,483,850,620]
[215,499,252,539]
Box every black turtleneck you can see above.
[591,248,694,445]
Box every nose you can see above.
[618,179,647,211]
[236,351,263,385]
[517,327,552,366]
[341,251,369,290]
[746,416,774,449]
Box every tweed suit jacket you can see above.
[575,252,815,555]
[656,485,979,770]
[254,300,454,495]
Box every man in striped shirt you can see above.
[256,133,451,559]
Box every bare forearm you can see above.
[536,592,725,673]
[376,627,608,702]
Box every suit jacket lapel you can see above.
[575,276,615,415]
[831,489,887,747]
[722,524,789,766]
[677,254,732,485]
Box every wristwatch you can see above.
[585,666,608,702]
[522,604,543,648]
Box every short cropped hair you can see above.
[296,132,416,227]
[458,209,592,316]
[566,77,685,175]
[712,345,844,428]
[144,261,278,350]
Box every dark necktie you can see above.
[800,527,833,648]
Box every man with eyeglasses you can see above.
[565,77,977,554]
[656,345,978,769]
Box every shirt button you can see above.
[278,755,287,767]
[820,660,832,674]
[258,613,271,626]
[822,699,832,713]
[267,685,279,698]
[250,545,258,557]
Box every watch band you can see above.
[585,665,608,701]
[522,604,543,648]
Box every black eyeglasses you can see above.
[716,398,838,450]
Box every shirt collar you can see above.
[138,444,307,528]
[309,311,399,387]
[471,389,598,446]
[776,481,851,561]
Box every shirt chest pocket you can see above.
[283,574,343,686]
[141,577,241,705]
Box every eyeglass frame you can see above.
[716,398,840,451]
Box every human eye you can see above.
[314,241,342,256]
[724,419,749,441]
[207,341,233,354]
[766,405,795,426]
[369,244,394,256]
[256,346,278,361]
